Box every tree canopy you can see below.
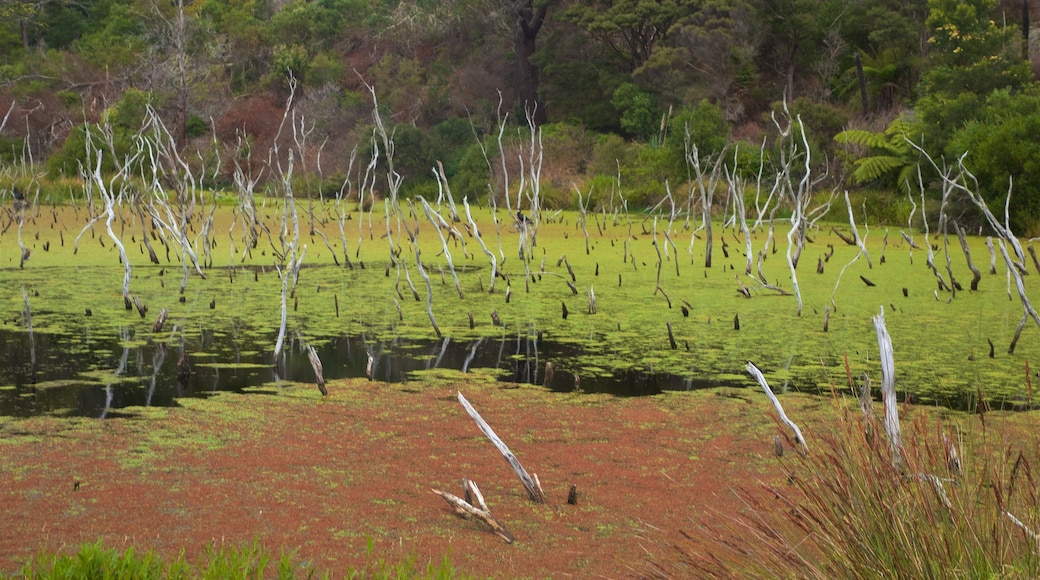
[1,0,1040,231]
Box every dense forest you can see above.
[2,0,1040,233]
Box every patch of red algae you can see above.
[0,380,797,578]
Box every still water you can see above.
[0,327,714,418]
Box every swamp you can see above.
[0,196,1036,418]
[1,97,1040,578]
[2,199,1040,417]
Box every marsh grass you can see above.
[8,538,460,579]
[654,385,1040,578]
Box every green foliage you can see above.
[533,28,624,132]
[306,50,345,87]
[15,539,181,578]
[560,0,697,72]
[835,115,917,192]
[185,115,209,140]
[70,0,144,70]
[724,139,775,181]
[659,100,729,183]
[589,132,638,177]
[611,82,661,141]
[619,143,672,207]
[916,0,1032,149]
[448,142,492,202]
[268,0,348,52]
[948,86,1040,235]
[0,135,26,165]
[780,97,849,155]
[668,100,728,157]
[269,44,310,85]
[11,538,460,579]
[836,48,919,112]
[46,90,155,177]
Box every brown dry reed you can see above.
[649,375,1040,579]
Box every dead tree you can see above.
[464,197,498,293]
[457,391,545,503]
[432,479,514,544]
[953,221,982,291]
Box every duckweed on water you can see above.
[0,203,1037,415]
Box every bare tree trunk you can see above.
[508,0,548,125]
[954,222,982,291]
[174,0,187,147]
[854,51,869,116]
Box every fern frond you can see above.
[852,155,906,184]
[835,129,889,149]
[837,128,906,156]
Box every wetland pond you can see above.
[1,204,1038,417]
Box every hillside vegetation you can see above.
[2,0,1040,233]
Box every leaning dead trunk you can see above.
[954,222,982,291]
[457,391,545,503]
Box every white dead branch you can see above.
[746,361,807,454]
[306,344,327,397]
[464,197,498,292]
[457,391,545,503]
[873,307,902,468]
[432,478,515,544]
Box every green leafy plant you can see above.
[9,538,462,579]
[835,116,917,193]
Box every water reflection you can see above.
[0,326,712,418]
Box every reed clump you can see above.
[654,392,1040,578]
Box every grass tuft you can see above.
[652,390,1040,578]
[7,538,461,579]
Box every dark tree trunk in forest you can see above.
[1023,0,1030,62]
[784,44,797,100]
[854,51,868,116]
[174,0,188,147]
[511,1,548,125]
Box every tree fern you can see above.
[835,117,916,191]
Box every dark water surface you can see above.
[0,327,719,418]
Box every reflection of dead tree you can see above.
[22,288,35,369]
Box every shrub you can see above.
[611,82,661,141]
